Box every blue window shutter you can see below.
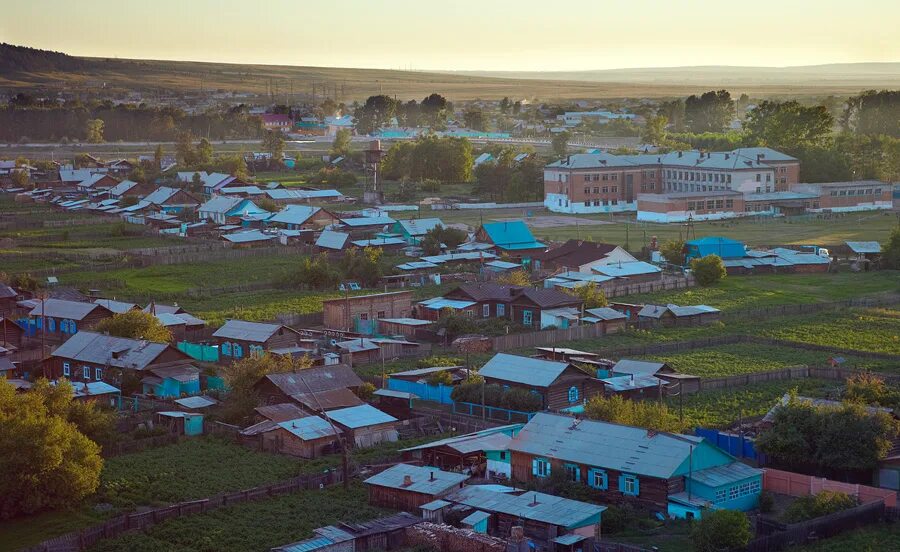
[532,458,538,476]
[70,321,77,333]
[48,318,56,332]
[575,465,581,481]
[633,476,640,496]
[618,474,626,492]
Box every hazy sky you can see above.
[2,0,898,71]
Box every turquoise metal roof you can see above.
[447,486,604,530]
[601,374,664,392]
[461,510,491,526]
[268,205,320,226]
[418,298,476,310]
[396,218,444,236]
[478,353,570,388]
[420,499,451,511]
[364,463,469,493]
[554,534,588,545]
[340,216,396,227]
[481,221,545,251]
[315,230,349,250]
[277,417,338,441]
[688,462,762,487]
[593,261,661,278]
[484,260,521,270]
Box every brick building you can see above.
[791,181,893,212]
[545,147,799,214]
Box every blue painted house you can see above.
[141,364,201,398]
[508,412,762,519]
[392,218,445,245]
[684,236,747,262]
[475,221,546,264]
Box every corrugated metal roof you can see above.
[688,462,761,487]
[594,261,661,278]
[277,416,339,441]
[315,230,349,250]
[846,241,882,254]
[364,463,469,493]
[29,298,104,320]
[421,252,498,263]
[584,307,627,321]
[92,298,137,314]
[478,353,571,388]
[174,395,219,409]
[351,237,407,247]
[484,260,521,270]
[292,388,363,411]
[340,216,396,227]
[222,230,276,244]
[418,298,477,310]
[262,366,362,395]
[50,331,174,370]
[481,221,545,251]
[509,412,704,479]
[420,499,450,511]
[396,261,439,271]
[213,319,284,342]
[373,389,420,399]
[325,404,397,429]
[267,205,321,226]
[396,218,444,236]
[447,486,605,529]
[65,381,121,397]
[612,359,667,376]
[601,374,664,392]
[379,317,431,326]
[144,187,185,205]
[272,536,341,552]
[461,510,491,526]
[554,534,588,545]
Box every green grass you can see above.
[88,484,389,552]
[759,307,900,356]
[666,378,840,429]
[627,272,900,313]
[641,343,898,378]
[791,523,900,552]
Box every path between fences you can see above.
[23,468,350,552]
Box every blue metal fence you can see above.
[695,427,759,460]
[387,379,454,404]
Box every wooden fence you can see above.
[101,434,180,458]
[745,500,886,552]
[601,275,695,299]
[762,468,897,507]
[23,470,343,552]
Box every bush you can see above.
[783,491,857,523]
[417,356,463,368]
[426,371,453,386]
[759,490,775,514]
[690,254,727,286]
[691,509,751,552]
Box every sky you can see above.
[1,0,898,72]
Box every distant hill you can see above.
[0,43,896,100]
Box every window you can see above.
[593,187,599,194]
[95,367,103,380]
[589,468,608,490]
[602,186,608,193]
[584,187,590,195]
[564,463,580,482]
[584,201,590,207]
[497,304,505,317]
[500,451,507,460]
[611,174,617,181]
[533,458,551,478]
[63,362,70,377]
[687,201,696,210]
[756,174,761,182]
[602,174,609,181]
[715,200,723,209]
[620,474,639,496]
[611,186,618,193]
[726,175,732,184]
[359,312,368,320]
[83,366,91,380]
[221,342,232,356]
[377,311,385,319]
[522,309,533,326]
[725,199,734,209]
[233,344,243,358]
[568,386,579,403]
[483,304,490,318]
[706,200,715,209]
[766,174,771,182]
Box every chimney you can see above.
[429,471,435,482]
[725,153,730,160]
[678,151,683,158]
[630,373,635,384]
[566,155,571,165]
[402,475,413,487]
[530,493,539,506]
[757,153,764,161]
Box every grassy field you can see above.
[641,343,898,378]
[759,307,900,356]
[791,523,900,552]
[666,378,841,429]
[88,484,387,552]
[627,272,900,313]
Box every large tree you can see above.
[0,379,104,518]
[842,90,900,137]
[85,118,104,143]
[420,93,449,130]
[551,131,570,159]
[330,128,352,158]
[95,310,172,343]
[262,130,284,162]
[684,90,734,133]
[353,95,398,135]
[221,354,313,425]
[745,101,834,148]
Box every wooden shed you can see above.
[363,463,470,511]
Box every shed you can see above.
[364,463,470,511]
[325,404,399,448]
[401,424,523,477]
[685,237,747,262]
[157,411,204,436]
[241,415,339,458]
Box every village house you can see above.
[142,186,202,214]
[28,299,114,344]
[44,331,196,392]
[475,221,546,264]
[581,307,627,333]
[264,188,345,205]
[141,364,201,398]
[198,196,269,225]
[401,424,523,476]
[339,215,397,237]
[239,413,340,458]
[265,204,339,231]
[253,364,363,406]
[92,298,139,314]
[391,218,445,245]
[201,173,244,196]
[212,320,304,360]
[364,463,470,511]
[535,240,638,273]
[153,311,207,342]
[0,284,20,317]
[422,284,583,330]
[0,318,26,352]
[322,291,414,334]
[76,173,119,194]
[377,318,432,340]
[259,113,292,132]
[324,403,400,448]
[315,229,350,252]
[443,485,605,546]
[508,413,763,518]
[478,353,605,411]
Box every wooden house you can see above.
[212,320,304,360]
[508,412,762,518]
[535,239,637,273]
[266,205,339,231]
[0,285,20,317]
[253,364,363,406]
[581,307,627,334]
[400,424,523,475]
[364,463,469,511]
[142,186,202,214]
[477,353,605,411]
[475,221,546,264]
[322,291,414,333]
[429,284,583,329]
[28,299,114,344]
[637,304,721,327]
[239,414,339,458]
[141,364,201,398]
[377,318,432,340]
[45,331,195,391]
[0,317,25,351]
[325,403,399,448]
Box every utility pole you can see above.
[296,371,350,489]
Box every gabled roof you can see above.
[77,173,115,189]
[509,412,706,479]
[611,359,669,376]
[480,221,545,251]
[448,283,580,309]
[92,298,138,314]
[260,365,362,395]
[846,241,881,254]
[28,298,109,320]
[395,218,444,237]
[107,180,139,197]
[277,416,339,441]
[267,205,322,226]
[364,463,469,494]
[401,424,523,454]
[255,402,310,422]
[199,196,242,214]
[50,331,181,370]
[213,320,293,342]
[593,261,661,278]
[538,240,621,266]
[446,486,605,530]
[584,307,627,321]
[293,388,364,411]
[479,353,576,388]
[144,186,197,206]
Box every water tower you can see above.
[363,139,385,205]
